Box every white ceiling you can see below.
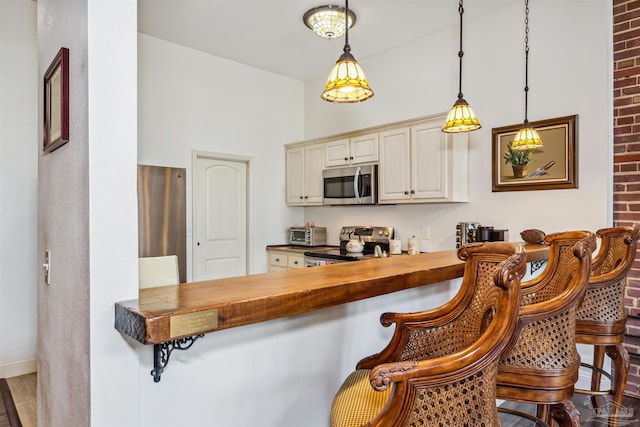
[138,0,520,82]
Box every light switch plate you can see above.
[43,250,51,285]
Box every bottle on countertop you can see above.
[408,235,420,255]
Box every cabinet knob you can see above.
[344,157,349,161]
[293,260,298,265]
[275,258,280,262]
[299,196,303,200]
[349,156,354,160]
[411,190,415,194]
[304,196,308,199]
[404,191,409,195]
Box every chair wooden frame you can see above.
[496,231,595,427]
[575,225,640,427]
[330,242,526,427]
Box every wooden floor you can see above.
[0,374,36,427]
[499,392,640,426]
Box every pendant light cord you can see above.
[523,0,530,124]
[457,0,464,99]
[343,0,351,54]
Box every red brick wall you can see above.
[614,0,640,397]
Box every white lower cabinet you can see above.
[267,249,305,272]
[379,116,469,204]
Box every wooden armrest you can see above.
[357,246,525,370]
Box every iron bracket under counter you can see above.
[115,243,549,382]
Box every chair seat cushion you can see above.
[330,369,392,427]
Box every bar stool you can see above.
[496,231,594,427]
[138,255,180,288]
[574,225,639,426]
[329,242,526,427]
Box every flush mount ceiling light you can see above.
[303,5,356,39]
[321,0,374,103]
[442,0,481,133]
[512,0,543,150]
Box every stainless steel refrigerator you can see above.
[137,164,187,283]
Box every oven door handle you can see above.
[353,166,362,204]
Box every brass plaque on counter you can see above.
[170,309,219,338]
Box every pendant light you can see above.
[511,0,543,150]
[321,0,374,103]
[442,0,481,133]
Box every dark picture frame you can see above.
[43,47,69,153]
[491,114,578,192]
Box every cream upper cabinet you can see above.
[378,128,411,201]
[379,117,469,204]
[286,113,468,206]
[286,143,324,205]
[324,134,379,167]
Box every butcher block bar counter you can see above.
[115,243,548,346]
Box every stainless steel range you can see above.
[304,226,394,267]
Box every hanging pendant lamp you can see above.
[442,0,481,133]
[511,0,543,150]
[321,0,374,103]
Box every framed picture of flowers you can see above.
[491,114,578,192]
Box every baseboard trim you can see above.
[0,359,37,378]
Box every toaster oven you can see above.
[289,227,327,246]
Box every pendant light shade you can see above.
[321,49,373,102]
[512,121,542,150]
[442,0,481,133]
[442,98,481,133]
[512,0,543,150]
[321,0,374,103]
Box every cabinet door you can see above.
[411,122,448,200]
[304,143,325,204]
[324,139,350,167]
[350,134,379,164]
[378,128,411,202]
[287,255,304,269]
[286,147,305,205]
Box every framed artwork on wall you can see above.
[491,114,578,192]
[43,47,69,154]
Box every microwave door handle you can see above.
[354,166,362,203]
[353,166,362,203]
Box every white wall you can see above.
[304,2,612,251]
[0,0,38,378]
[87,0,141,425]
[137,34,305,276]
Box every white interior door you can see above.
[193,156,248,280]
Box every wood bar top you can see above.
[115,243,548,345]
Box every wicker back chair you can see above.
[329,242,526,427]
[496,230,595,427]
[574,225,639,425]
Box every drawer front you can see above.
[269,252,288,267]
[287,255,304,269]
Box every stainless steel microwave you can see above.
[322,164,377,205]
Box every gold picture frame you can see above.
[492,115,578,192]
[43,47,69,154]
